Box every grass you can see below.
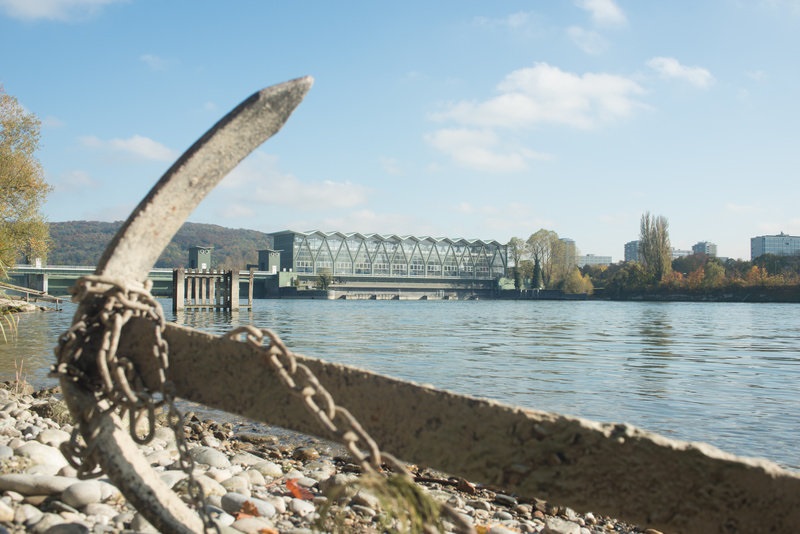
[13,358,29,396]
[317,471,446,534]
[0,308,19,343]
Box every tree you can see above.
[672,253,708,276]
[526,229,562,288]
[703,261,725,288]
[316,268,333,290]
[638,212,671,283]
[507,237,526,290]
[0,88,51,273]
[606,261,648,296]
[532,259,544,289]
[562,267,593,294]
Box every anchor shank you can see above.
[119,317,800,534]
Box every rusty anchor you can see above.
[55,76,800,534]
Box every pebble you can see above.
[35,429,70,448]
[288,498,315,517]
[0,474,74,495]
[189,446,231,468]
[13,442,68,469]
[230,515,275,533]
[543,516,582,534]
[0,500,12,522]
[0,386,648,534]
[220,492,277,519]
[61,480,103,508]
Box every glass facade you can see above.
[751,233,800,260]
[270,231,508,280]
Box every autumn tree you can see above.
[562,267,593,294]
[526,229,564,288]
[703,260,725,288]
[0,88,51,274]
[507,237,526,290]
[638,212,671,283]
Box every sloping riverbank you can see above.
[0,297,55,314]
[0,384,651,533]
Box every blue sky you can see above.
[2,0,799,262]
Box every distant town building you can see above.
[624,240,640,262]
[625,241,690,262]
[692,241,718,257]
[560,238,577,268]
[751,233,800,260]
[578,254,612,267]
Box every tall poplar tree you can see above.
[638,212,671,283]
[0,88,51,274]
[507,237,526,290]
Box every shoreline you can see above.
[0,384,652,533]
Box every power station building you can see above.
[268,230,508,299]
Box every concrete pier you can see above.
[172,268,253,311]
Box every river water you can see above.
[2,299,798,471]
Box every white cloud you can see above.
[55,170,98,192]
[223,151,369,212]
[575,0,627,27]
[425,128,546,173]
[567,26,608,54]
[433,63,646,130]
[453,202,499,216]
[80,134,176,161]
[474,11,534,29]
[463,202,555,239]
[726,202,758,214]
[379,156,403,176]
[140,54,169,71]
[319,209,424,236]
[647,57,715,88]
[0,0,126,21]
[427,63,642,171]
[761,0,800,15]
[42,115,64,128]
[218,203,255,219]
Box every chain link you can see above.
[225,326,412,476]
[225,325,476,533]
[53,275,218,533]
[54,276,468,532]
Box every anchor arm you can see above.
[59,77,313,534]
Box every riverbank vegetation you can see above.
[0,88,51,275]
[508,212,800,300]
[48,220,272,270]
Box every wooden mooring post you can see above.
[172,268,251,312]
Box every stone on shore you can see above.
[0,385,647,533]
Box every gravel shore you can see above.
[0,383,655,534]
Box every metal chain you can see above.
[225,326,402,475]
[225,325,475,533]
[53,275,218,533]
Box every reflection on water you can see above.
[0,307,74,386]
[1,299,798,471]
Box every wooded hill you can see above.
[47,221,274,269]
